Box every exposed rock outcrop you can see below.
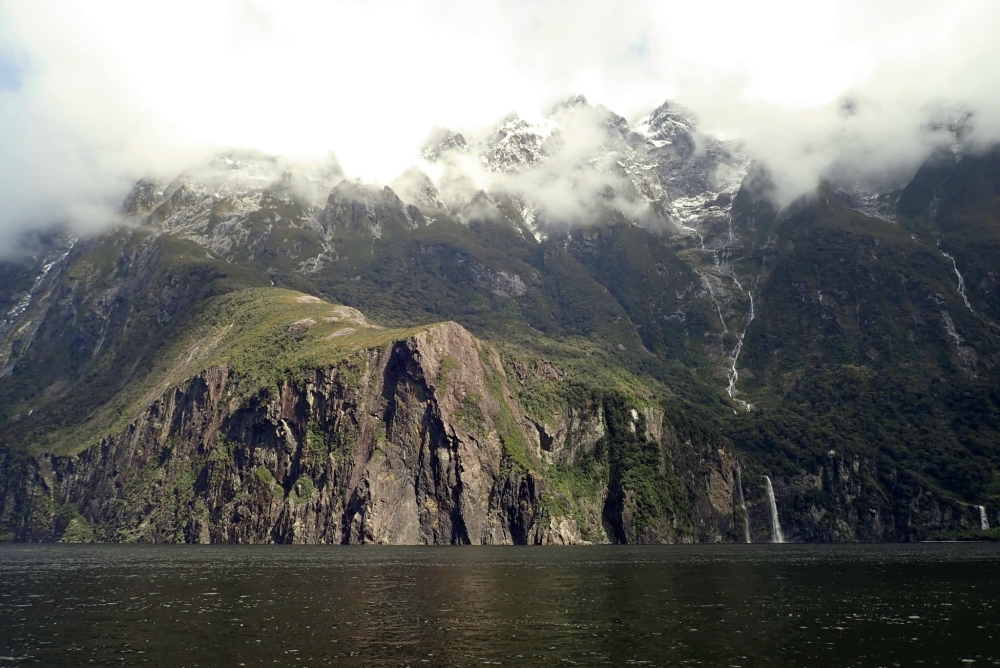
[0,323,586,544]
[0,320,985,545]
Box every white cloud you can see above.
[0,0,998,251]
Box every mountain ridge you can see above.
[2,98,999,543]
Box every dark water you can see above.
[1,545,999,667]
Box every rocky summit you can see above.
[1,98,999,544]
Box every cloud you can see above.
[411,102,657,232]
[0,0,998,252]
[669,0,1000,203]
[484,104,655,229]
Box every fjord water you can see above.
[1,545,999,667]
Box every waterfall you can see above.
[940,250,973,312]
[725,274,759,412]
[764,476,785,544]
[979,505,989,531]
[723,213,734,265]
[715,208,760,412]
[735,464,751,543]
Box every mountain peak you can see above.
[547,94,590,116]
[320,180,416,237]
[481,115,559,173]
[122,178,166,217]
[634,100,697,151]
[421,128,469,162]
[390,167,446,213]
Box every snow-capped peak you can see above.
[421,128,469,162]
[480,114,561,173]
[634,101,697,149]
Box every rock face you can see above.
[3,112,998,545]
[0,320,987,544]
[740,457,981,543]
[6,312,879,546]
[319,181,421,238]
[0,323,585,544]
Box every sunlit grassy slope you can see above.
[29,288,427,456]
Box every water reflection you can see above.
[0,544,998,666]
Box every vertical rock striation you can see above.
[0,323,594,544]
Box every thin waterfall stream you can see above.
[725,273,758,412]
[939,247,973,312]
[764,476,785,543]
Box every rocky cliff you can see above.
[0,283,991,544]
[1,321,585,544]
[2,125,999,544]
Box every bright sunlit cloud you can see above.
[1,0,999,250]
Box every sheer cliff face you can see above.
[0,310,774,546]
[0,311,986,545]
[0,323,583,545]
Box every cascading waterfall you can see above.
[735,464,751,543]
[939,248,973,312]
[715,208,760,413]
[725,274,758,412]
[979,505,990,531]
[764,476,785,544]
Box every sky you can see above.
[0,0,999,252]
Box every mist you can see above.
[1,0,999,253]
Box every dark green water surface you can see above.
[0,544,998,667]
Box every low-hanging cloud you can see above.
[1,0,999,253]
[414,102,656,231]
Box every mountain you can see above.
[1,100,998,544]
